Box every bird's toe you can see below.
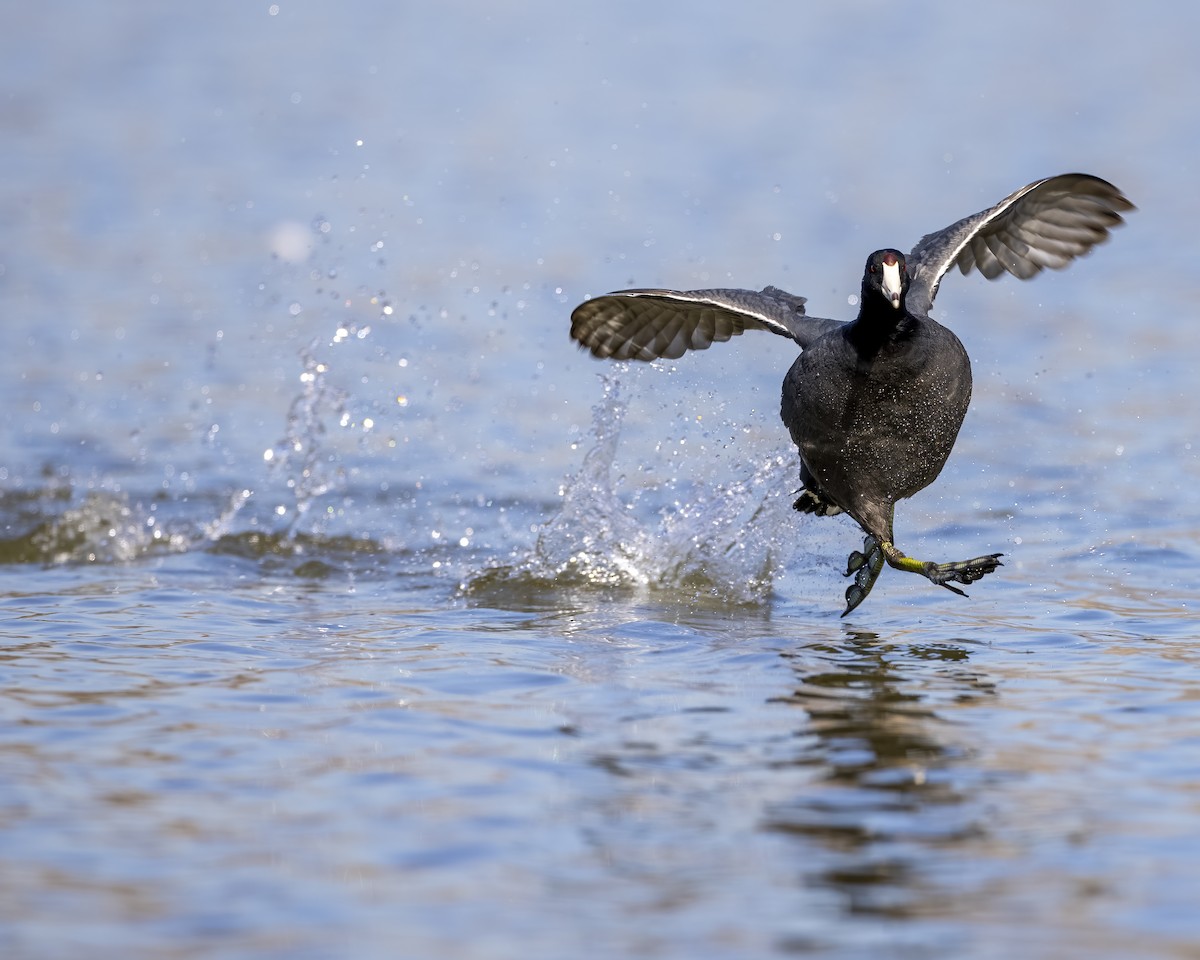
[841,535,885,616]
[928,553,1004,589]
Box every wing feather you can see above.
[907,173,1134,314]
[570,286,841,361]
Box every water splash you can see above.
[201,487,255,543]
[0,215,407,569]
[262,338,350,534]
[466,375,794,605]
[0,489,189,565]
[259,215,396,538]
[529,374,649,586]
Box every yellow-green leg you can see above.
[841,534,1004,616]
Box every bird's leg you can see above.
[842,534,885,616]
[840,536,1003,615]
[879,542,1004,596]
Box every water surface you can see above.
[2,3,1199,958]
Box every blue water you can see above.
[2,3,1199,958]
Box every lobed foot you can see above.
[838,539,1004,615]
[923,553,1004,597]
[841,535,885,617]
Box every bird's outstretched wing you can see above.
[906,173,1135,316]
[570,286,841,361]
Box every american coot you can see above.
[570,173,1134,615]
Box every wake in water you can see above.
[465,375,796,605]
[0,230,395,570]
[0,489,188,565]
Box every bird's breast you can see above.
[780,325,972,504]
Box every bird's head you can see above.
[864,249,909,310]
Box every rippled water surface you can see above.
[3,3,1199,958]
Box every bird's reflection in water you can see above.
[766,630,998,922]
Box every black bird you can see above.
[569,173,1134,614]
